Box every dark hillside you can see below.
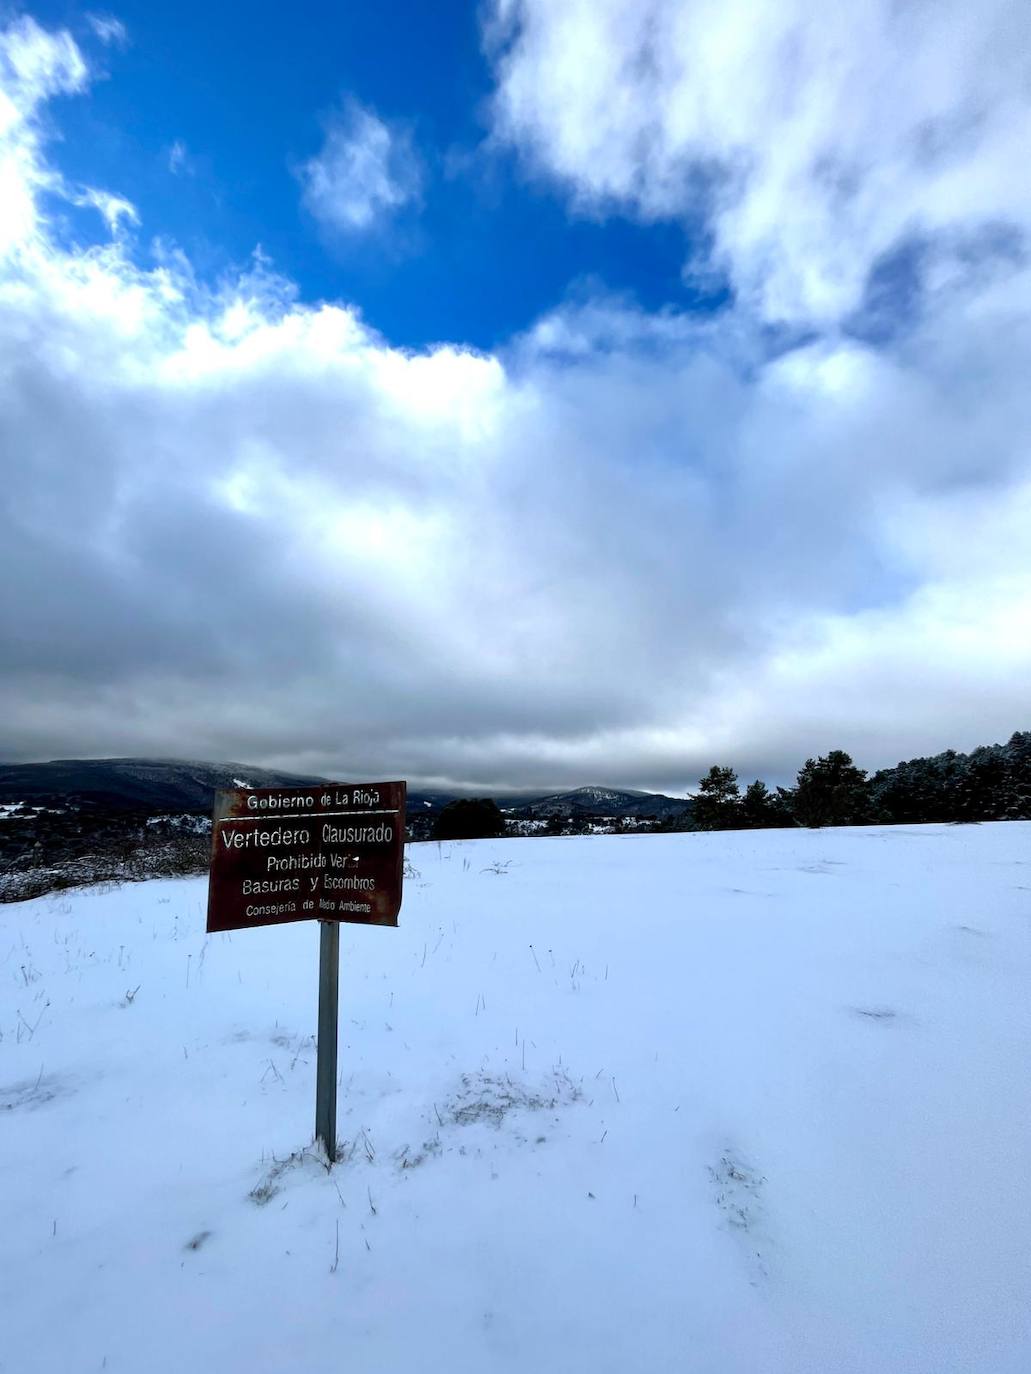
[0,758,326,812]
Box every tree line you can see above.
[687,730,1031,831]
[421,729,1031,840]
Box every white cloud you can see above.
[167,139,190,175]
[0,14,87,110]
[67,184,139,232]
[298,99,421,234]
[0,15,1029,792]
[86,14,129,48]
[487,0,1031,327]
[0,16,130,254]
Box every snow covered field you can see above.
[3,823,1030,1374]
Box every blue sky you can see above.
[1,2,1029,790]
[29,0,710,349]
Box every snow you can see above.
[0,801,43,819]
[144,813,211,831]
[2,822,1030,1373]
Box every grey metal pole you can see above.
[315,920,340,1163]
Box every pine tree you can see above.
[692,765,741,830]
[740,780,775,827]
[793,751,871,828]
[432,798,506,840]
[1004,731,1031,818]
[959,746,1009,820]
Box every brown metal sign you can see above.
[206,781,406,933]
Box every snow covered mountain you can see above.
[510,784,690,820]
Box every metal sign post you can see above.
[316,920,340,1162]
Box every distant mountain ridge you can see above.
[0,758,690,821]
[508,785,690,820]
[0,758,326,812]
